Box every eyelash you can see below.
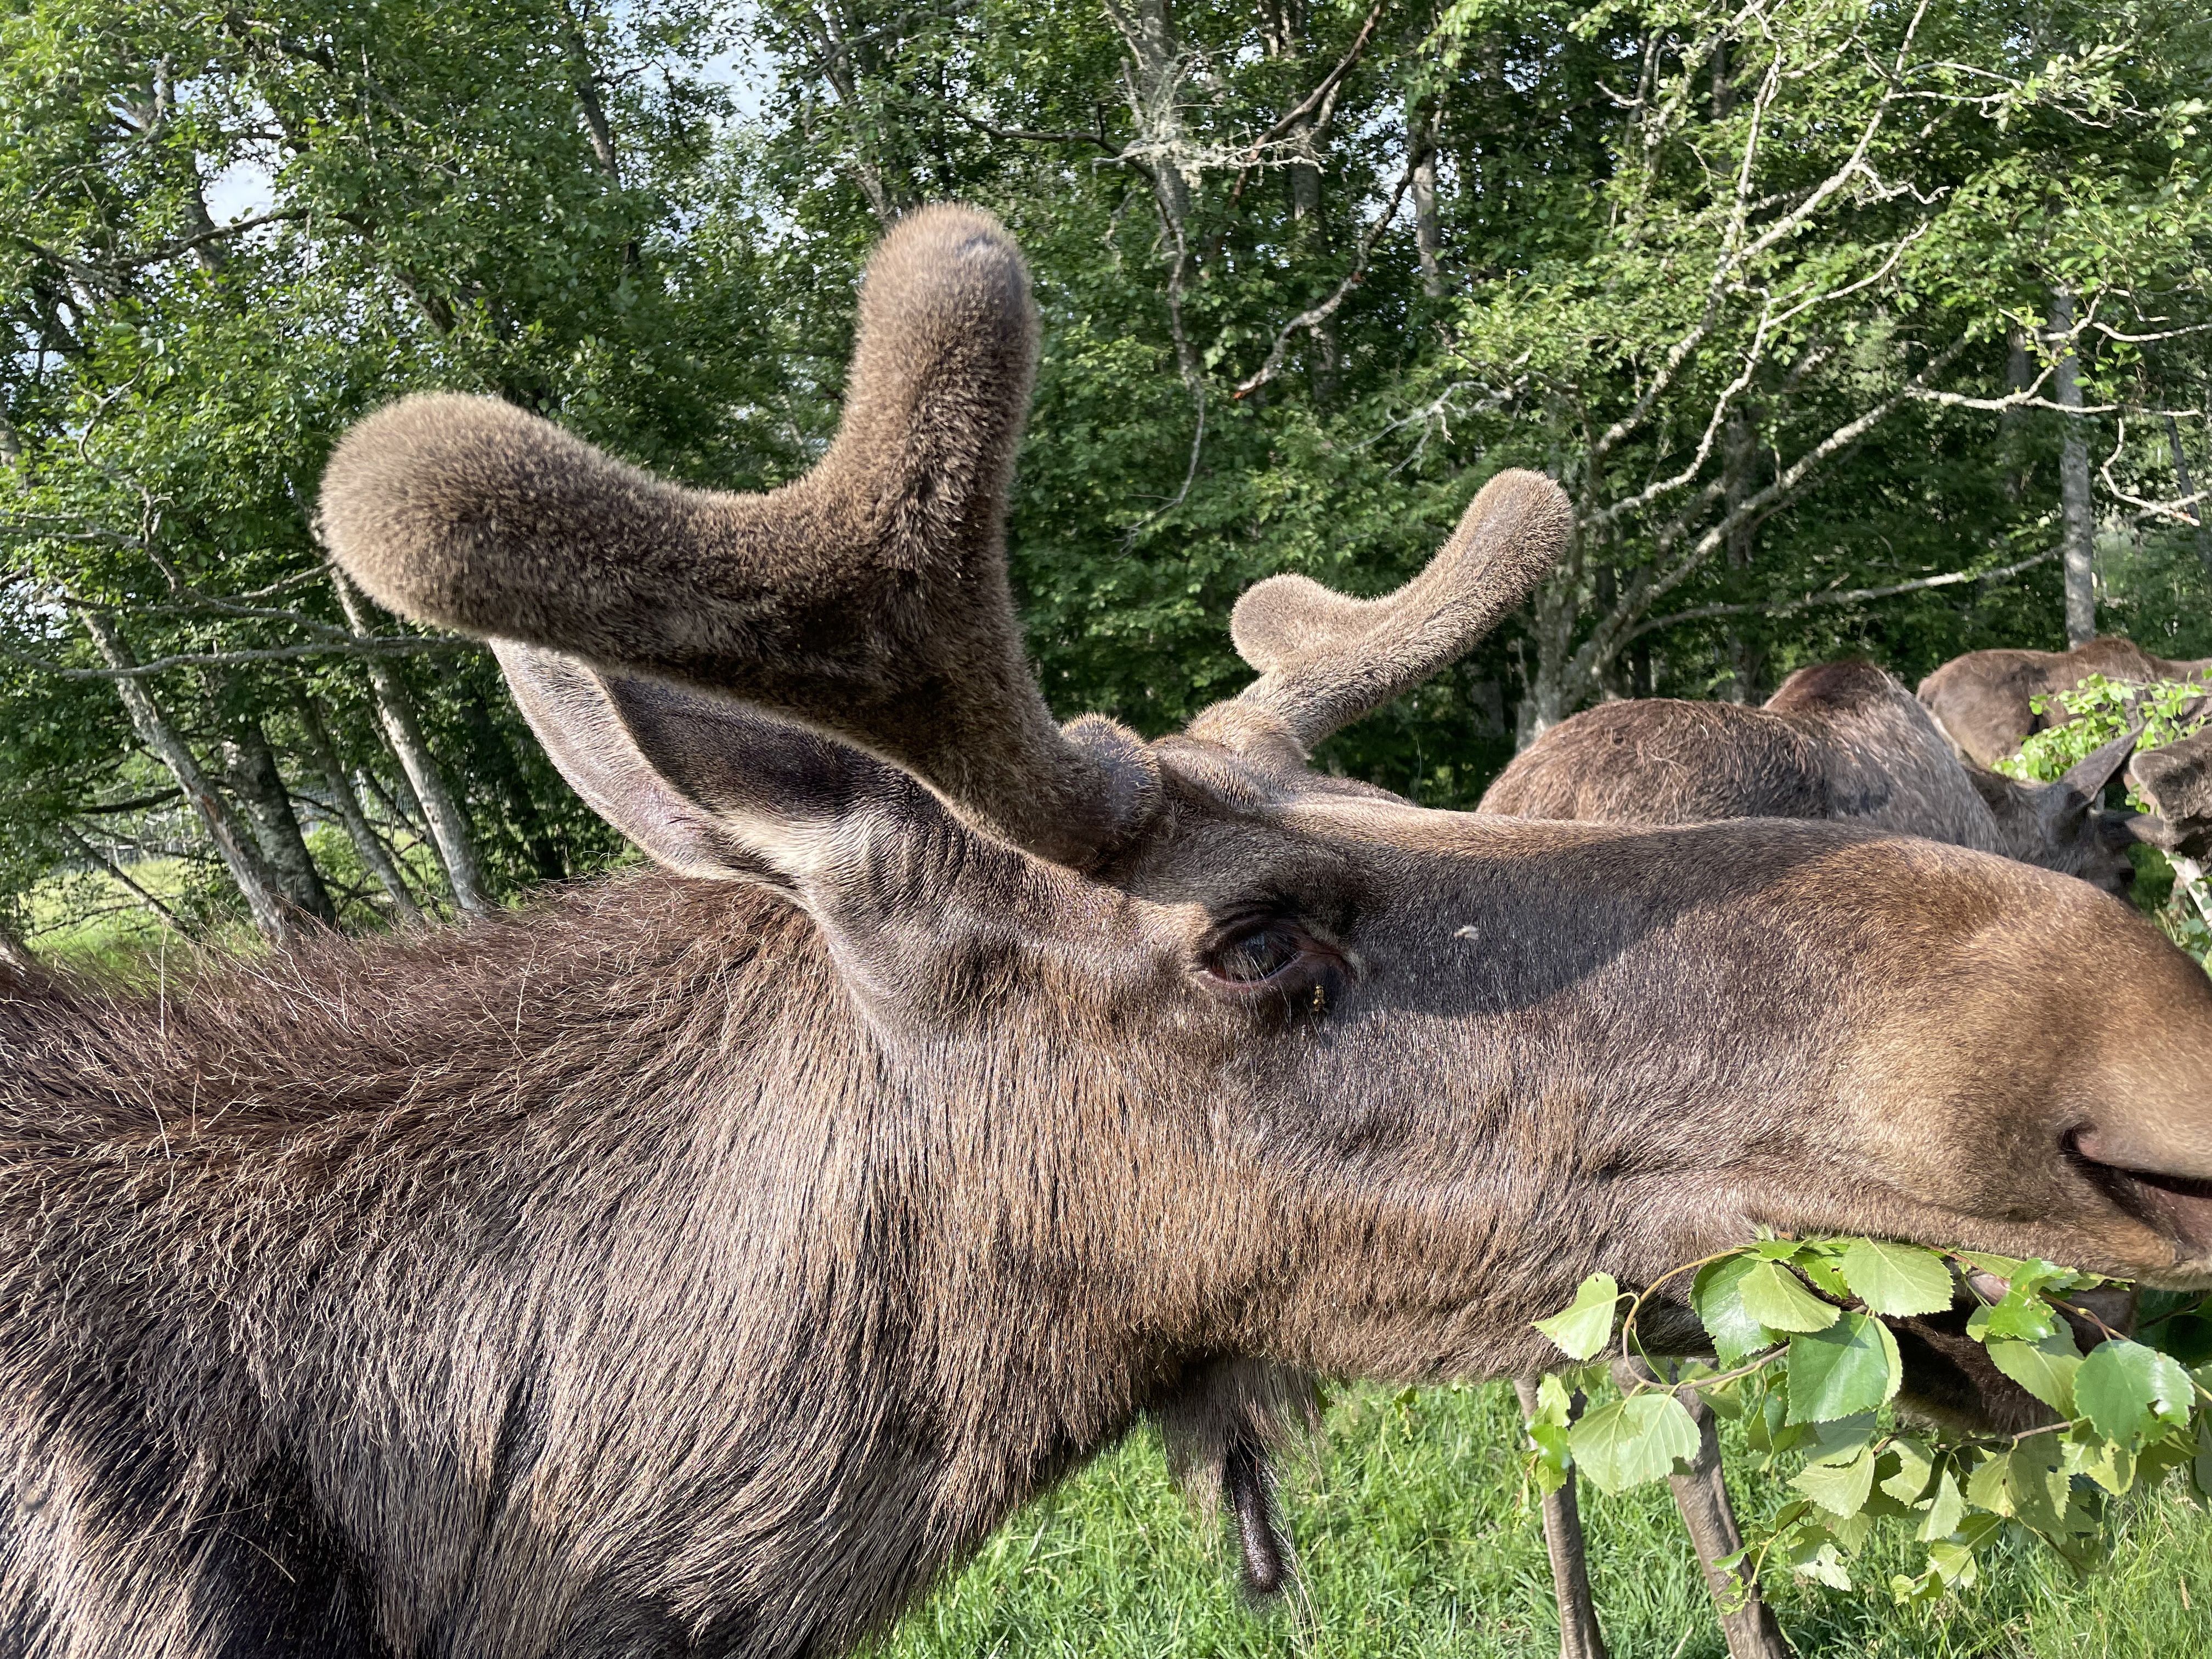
[1196,914,1344,1012]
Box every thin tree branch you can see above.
[1235,153,1419,399]
[0,636,476,679]
[1625,547,2059,642]
[1245,0,1389,155]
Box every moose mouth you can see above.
[2067,1128,2212,1267]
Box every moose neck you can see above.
[0,876,1171,1658]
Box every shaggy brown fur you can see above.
[9,207,2212,1659]
[2126,727,2212,859]
[1918,637,2212,768]
[1480,661,2139,894]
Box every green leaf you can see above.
[1533,1273,1621,1361]
[2067,1430,2134,1496]
[1966,1452,2013,1516]
[1693,1255,1781,1366]
[1927,1514,2005,1587]
[1804,1414,1879,1465]
[1798,1251,1852,1301]
[1568,1392,1701,1494]
[1883,1436,1936,1503]
[2075,1339,2194,1446]
[1987,1329,2083,1417]
[1534,1373,1573,1424]
[1791,1444,1878,1517]
[1917,1467,1966,1541]
[1839,1239,1955,1317]
[1740,1260,1841,1334]
[1970,1291,2057,1344]
[2006,1433,2069,1537]
[1786,1311,1901,1424]
[1787,1538,1853,1590]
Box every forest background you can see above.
[7,5,2212,1654]
[3,0,2210,949]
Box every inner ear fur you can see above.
[494,640,916,899]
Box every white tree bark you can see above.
[221,719,338,927]
[2049,289,2097,647]
[292,689,427,924]
[78,611,299,943]
[330,572,492,914]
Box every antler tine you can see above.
[318,205,1158,872]
[1187,470,1572,758]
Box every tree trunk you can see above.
[1520,567,1582,747]
[0,918,37,980]
[330,572,492,914]
[2002,325,2032,503]
[557,0,620,180]
[1615,1361,1792,1659]
[291,689,427,924]
[1104,0,1195,256]
[1722,405,1762,703]
[2049,289,2096,648]
[455,680,568,882]
[1410,99,1442,297]
[1513,1378,1609,1659]
[222,720,338,928]
[2166,413,2212,585]
[78,611,299,943]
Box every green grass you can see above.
[871,1382,2212,1659]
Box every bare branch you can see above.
[1244,0,1389,155]
[58,823,184,927]
[0,636,475,680]
[1234,154,1419,399]
[1626,548,2058,641]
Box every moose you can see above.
[1918,637,2212,767]
[1482,659,2143,895]
[7,207,2212,1659]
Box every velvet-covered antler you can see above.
[318,206,1156,872]
[1189,469,1572,759]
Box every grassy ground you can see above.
[872,1381,2212,1659]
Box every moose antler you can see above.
[318,206,1157,872]
[1189,470,1571,759]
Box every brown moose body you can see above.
[6,208,2212,1659]
[1918,637,2212,768]
[1483,659,2141,895]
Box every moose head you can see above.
[266,205,2212,1650]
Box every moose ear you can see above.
[2129,727,2212,860]
[2053,729,2139,806]
[494,640,910,899]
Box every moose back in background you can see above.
[6,208,2212,1659]
[1482,659,2145,895]
[1919,639,2212,768]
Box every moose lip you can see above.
[2067,1130,2212,1262]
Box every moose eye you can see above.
[1208,923,1306,985]
[1196,915,1344,1012]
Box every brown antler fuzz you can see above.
[319,206,1157,871]
[1190,469,1571,759]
